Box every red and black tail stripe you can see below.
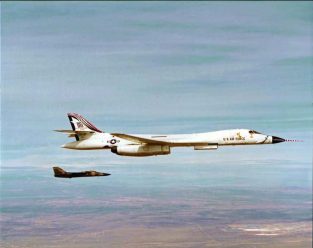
[67,113,103,133]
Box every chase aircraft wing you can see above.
[111,133,210,146]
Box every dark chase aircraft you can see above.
[53,167,110,178]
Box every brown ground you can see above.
[1,218,311,248]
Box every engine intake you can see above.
[111,145,170,157]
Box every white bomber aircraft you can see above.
[55,113,286,157]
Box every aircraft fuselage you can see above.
[56,113,285,157]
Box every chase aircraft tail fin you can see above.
[53,167,67,176]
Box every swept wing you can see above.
[111,133,211,146]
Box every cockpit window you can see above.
[249,130,262,134]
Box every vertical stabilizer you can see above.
[67,113,103,141]
[53,167,67,176]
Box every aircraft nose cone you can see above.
[272,136,285,144]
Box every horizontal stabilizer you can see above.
[54,129,95,134]
[54,129,95,139]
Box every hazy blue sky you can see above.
[1,3,312,247]
[2,2,312,166]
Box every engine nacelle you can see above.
[111,145,170,157]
